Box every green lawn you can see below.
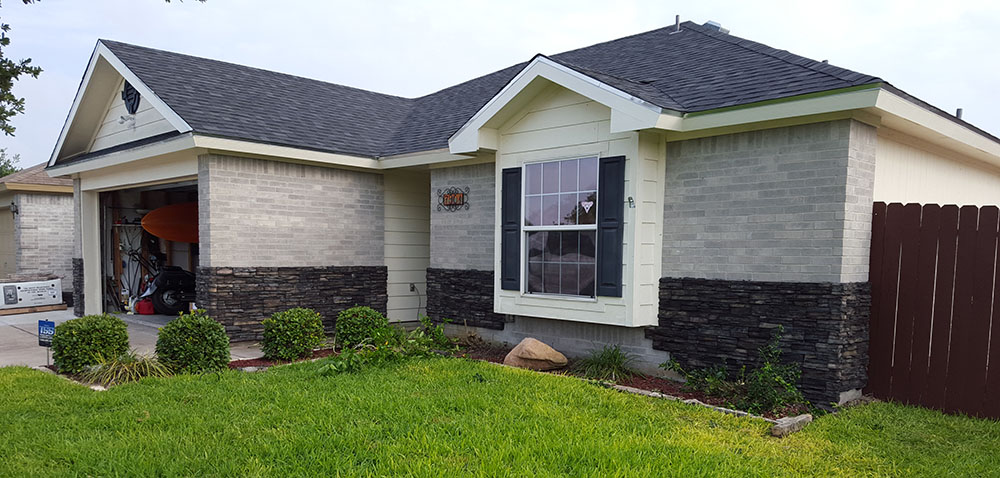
[1,359,998,477]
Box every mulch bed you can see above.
[228,348,337,369]
[453,340,809,419]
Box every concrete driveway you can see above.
[0,309,260,368]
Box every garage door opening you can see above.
[99,181,198,316]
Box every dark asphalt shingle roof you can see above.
[100,21,888,159]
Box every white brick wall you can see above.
[429,162,495,271]
[198,154,385,268]
[14,192,75,290]
[662,119,876,283]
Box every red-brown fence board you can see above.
[868,202,999,419]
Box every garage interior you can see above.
[99,181,198,316]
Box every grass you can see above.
[1,359,999,477]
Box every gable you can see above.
[48,43,189,166]
[90,77,175,152]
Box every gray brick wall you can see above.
[198,154,384,268]
[429,162,495,271]
[14,192,75,290]
[662,119,876,283]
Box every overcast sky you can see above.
[1,0,998,168]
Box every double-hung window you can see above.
[523,157,599,297]
[500,155,624,298]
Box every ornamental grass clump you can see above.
[155,310,230,374]
[262,307,326,361]
[80,350,172,386]
[51,314,129,374]
[574,344,638,381]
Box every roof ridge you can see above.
[679,22,879,86]
[99,39,416,103]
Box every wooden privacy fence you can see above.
[868,202,1000,418]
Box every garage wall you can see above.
[874,130,1000,207]
[13,192,75,290]
[198,154,385,268]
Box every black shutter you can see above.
[596,156,625,297]
[500,167,521,291]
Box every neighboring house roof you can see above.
[89,21,980,160]
[0,162,73,192]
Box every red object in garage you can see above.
[141,202,199,243]
[137,298,155,315]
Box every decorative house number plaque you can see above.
[437,187,470,212]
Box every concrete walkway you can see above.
[0,309,261,368]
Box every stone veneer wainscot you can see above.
[196,266,387,341]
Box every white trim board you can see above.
[449,55,664,154]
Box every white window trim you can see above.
[519,155,601,299]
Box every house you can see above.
[45,21,1000,404]
[0,163,75,302]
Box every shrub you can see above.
[80,350,172,386]
[736,327,804,414]
[155,310,230,374]
[659,325,807,414]
[418,315,453,349]
[335,306,389,347]
[51,314,129,374]
[262,307,326,361]
[318,321,454,377]
[574,345,637,381]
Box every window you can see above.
[523,157,599,297]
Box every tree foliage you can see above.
[0,0,43,136]
[0,147,19,177]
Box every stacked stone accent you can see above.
[196,266,387,341]
[647,277,869,404]
[72,258,84,317]
[426,268,504,330]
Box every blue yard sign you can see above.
[38,320,55,347]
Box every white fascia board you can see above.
[657,87,882,132]
[377,148,478,169]
[192,136,379,170]
[96,43,192,134]
[48,42,193,167]
[47,44,101,167]
[46,133,198,177]
[875,89,1000,165]
[449,56,664,154]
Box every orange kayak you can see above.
[141,202,198,243]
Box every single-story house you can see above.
[0,162,75,302]
[46,21,1000,404]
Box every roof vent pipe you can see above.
[670,15,682,34]
[956,108,963,119]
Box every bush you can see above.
[318,320,455,376]
[574,345,637,381]
[262,307,326,361]
[660,325,807,414]
[737,327,804,414]
[155,310,230,374]
[335,306,389,347]
[80,350,172,386]
[51,314,129,374]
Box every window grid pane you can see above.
[523,157,599,298]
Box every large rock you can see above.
[503,338,568,371]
